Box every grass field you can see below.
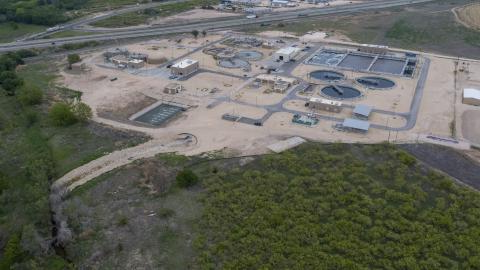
[43,30,96,39]
[0,22,46,43]
[91,0,218,28]
[84,0,141,10]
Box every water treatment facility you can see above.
[60,30,480,150]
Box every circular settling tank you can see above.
[218,58,249,69]
[356,76,395,89]
[321,85,361,99]
[235,50,263,61]
[310,70,345,81]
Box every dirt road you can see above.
[53,132,197,191]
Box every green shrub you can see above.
[176,169,199,188]
[397,151,416,166]
[71,102,92,122]
[17,84,43,106]
[23,109,39,127]
[0,70,24,96]
[67,54,81,69]
[49,102,77,127]
[0,233,23,270]
[0,173,9,195]
[158,208,175,218]
[117,216,128,226]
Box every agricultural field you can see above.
[62,143,480,269]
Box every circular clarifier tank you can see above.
[320,85,362,99]
[218,58,250,69]
[235,50,263,61]
[356,76,395,89]
[309,70,345,82]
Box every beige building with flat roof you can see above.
[256,74,298,93]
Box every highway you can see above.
[1,0,437,52]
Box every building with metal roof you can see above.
[463,88,480,106]
[274,46,301,62]
[353,104,373,119]
[342,118,370,132]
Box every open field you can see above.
[455,3,480,30]
[245,0,480,58]
[0,22,46,43]
[91,0,220,28]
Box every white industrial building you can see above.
[307,97,342,113]
[463,88,480,106]
[271,0,290,7]
[274,46,301,62]
[171,59,199,77]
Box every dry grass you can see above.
[456,3,480,30]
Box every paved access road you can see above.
[1,0,437,52]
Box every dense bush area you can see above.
[196,143,480,269]
[176,169,199,188]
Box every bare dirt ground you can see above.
[150,8,238,26]
[461,110,480,145]
[97,92,157,122]
[454,3,480,30]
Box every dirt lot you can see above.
[461,110,480,145]
[97,92,157,122]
